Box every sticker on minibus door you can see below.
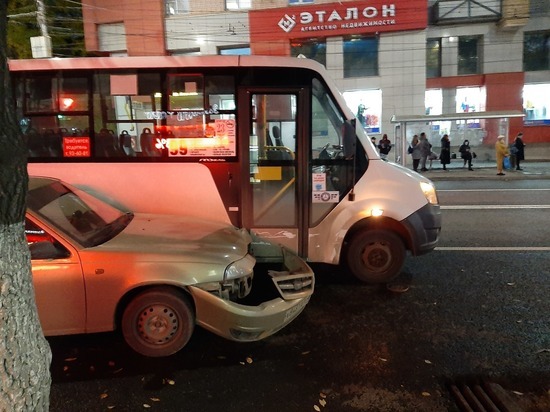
[312,191,339,203]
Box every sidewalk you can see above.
[414,160,550,181]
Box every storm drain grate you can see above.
[449,380,524,412]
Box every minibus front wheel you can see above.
[346,229,406,284]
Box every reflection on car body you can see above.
[26,177,314,357]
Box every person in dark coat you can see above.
[439,134,451,170]
[377,134,392,159]
[513,132,526,170]
[459,139,474,170]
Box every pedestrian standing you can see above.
[439,134,451,170]
[495,135,510,176]
[378,134,392,159]
[409,134,421,171]
[459,139,474,170]
[512,132,526,170]
[418,132,431,171]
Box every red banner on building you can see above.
[249,0,427,42]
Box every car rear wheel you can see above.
[121,287,194,357]
[346,229,406,284]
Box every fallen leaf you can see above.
[424,359,432,364]
[379,357,388,362]
[320,392,327,398]
[422,392,431,397]
[100,393,109,400]
[246,357,253,364]
[64,357,77,362]
[63,366,69,372]
[507,282,516,286]
[165,379,175,385]
[107,406,115,410]
[143,404,151,408]
[314,405,321,411]
[150,397,160,402]
[319,398,327,407]
[301,351,310,355]
[512,391,524,396]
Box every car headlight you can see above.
[221,254,256,299]
[225,254,256,281]
[420,181,439,205]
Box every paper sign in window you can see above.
[110,74,138,96]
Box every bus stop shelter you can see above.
[389,111,525,166]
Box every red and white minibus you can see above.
[10,55,441,283]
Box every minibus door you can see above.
[238,88,310,258]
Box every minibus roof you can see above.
[8,55,326,73]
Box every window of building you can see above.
[425,89,442,115]
[343,36,379,78]
[165,0,189,15]
[219,46,251,55]
[426,38,441,78]
[289,0,314,4]
[523,31,550,72]
[523,84,550,124]
[342,89,382,134]
[458,36,482,75]
[291,39,326,66]
[456,87,485,113]
[171,48,201,56]
[226,0,251,10]
[98,23,127,53]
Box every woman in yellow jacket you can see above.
[495,135,510,176]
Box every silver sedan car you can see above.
[26,177,314,357]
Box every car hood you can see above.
[94,213,251,264]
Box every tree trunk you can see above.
[0,223,52,411]
[0,1,52,410]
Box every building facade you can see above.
[82,0,550,145]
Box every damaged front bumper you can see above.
[189,248,314,342]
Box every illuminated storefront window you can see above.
[456,87,485,113]
[343,89,382,134]
[425,89,442,115]
[524,84,550,124]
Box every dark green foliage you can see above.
[7,0,85,59]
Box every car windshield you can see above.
[27,179,133,247]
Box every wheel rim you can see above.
[137,304,179,345]
[361,241,392,273]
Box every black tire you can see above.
[346,230,406,284]
[121,287,194,357]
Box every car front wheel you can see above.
[346,229,406,284]
[121,287,194,357]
